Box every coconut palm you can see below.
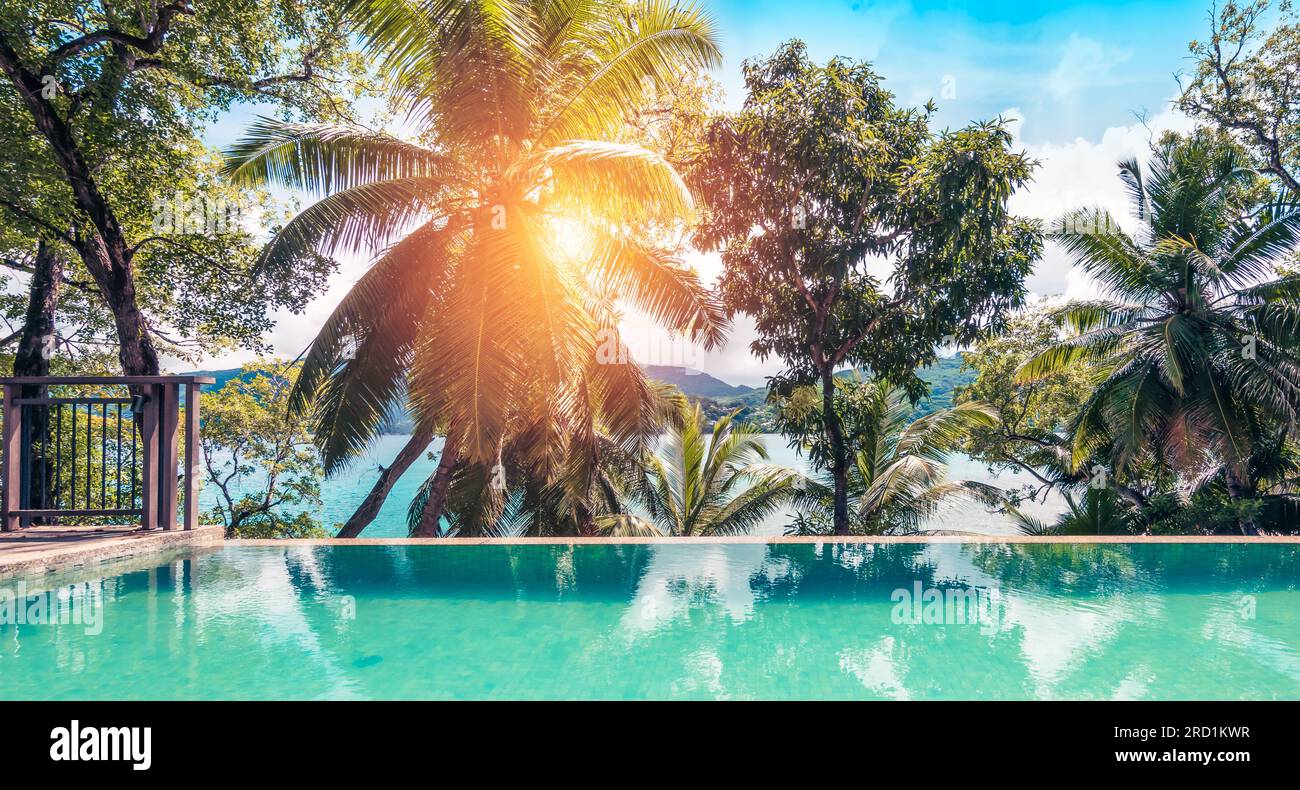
[784,377,1002,535]
[224,0,727,536]
[1016,136,1300,533]
[596,401,806,537]
[1007,489,1133,536]
[406,383,686,537]
[1187,424,1300,530]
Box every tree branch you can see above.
[44,1,195,68]
[0,256,100,294]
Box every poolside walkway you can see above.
[0,524,223,577]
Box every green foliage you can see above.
[1180,0,1300,192]
[1023,137,1300,469]
[694,40,1041,392]
[690,40,1041,532]
[966,132,1300,534]
[0,0,372,366]
[779,375,1002,535]
[199,360,329,538]
[228,0,727,534]
[1008,489,1134,536]
[597,400,807,536]
[955,307,1095,505]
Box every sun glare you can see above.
[549,216,592,262]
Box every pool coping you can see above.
[0,524,224,578]
[227,534,1300,545]
[8,532,1292,576]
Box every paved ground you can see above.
[0,524,223,577]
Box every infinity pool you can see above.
[2,542,1299,700]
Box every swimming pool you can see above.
[2,542,1298,700]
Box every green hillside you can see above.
[194,355,974,434]
[679,354,974,430]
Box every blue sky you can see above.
[708,0,1206,142]
[208,0,1209,150]
[200,0,1220,383]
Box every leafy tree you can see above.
[1017,134,1300,533]
[200,361,329,538]
[692,41,1042,534]
[0,0,369,374]
[1182,424,1300,528]
[620,69,722,170]
[597,401,804,537]
[955,307,1101,502]
[227,0,728,537]
[1180,0,1300,192]
[779,375,1001,535]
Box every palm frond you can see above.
[224,118,449,195]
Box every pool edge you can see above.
[0,524,224,578]
[226,534,1300,546]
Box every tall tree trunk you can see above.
[334,424,435,538]
[76,235,159,375]
[0,37,160,376]
[821,366,850,535]
[13,241,64,520]
[412,431,462,537]
[14,241,63,376]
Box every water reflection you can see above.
[2,543,1299,700]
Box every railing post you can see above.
[159,382,180,530]
[140,383,159,530]
[2,384,19,532]
[0,375,212,531]
[184,381,201,531]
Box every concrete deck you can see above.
[0,524,224,577]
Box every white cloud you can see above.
[1046,33,1133,103]
[1008,102,1195,300]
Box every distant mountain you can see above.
[190,368,252,390]
[188,355,975,434]
[641,365,755,398]
[192,364,756,399]
[900,353,972,413]
[691,354,975,430]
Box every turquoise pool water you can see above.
[2,543,1299,700]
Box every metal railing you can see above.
[0,376,213,531]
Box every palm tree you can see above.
[784,377,1002,535]
[1007,489,1133,536]
[406,384,686,537]
[596,401,806,537]
[224,0,727,536]
[1188,425,1300,530]
[1017,136,1300,533]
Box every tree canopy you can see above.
[691,40,1042,533]
[0,0,372,371]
